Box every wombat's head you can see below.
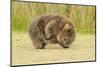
[57,23,76,48]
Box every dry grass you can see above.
[12,32,95,65]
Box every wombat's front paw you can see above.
[61,45,69,48]
[59,43,70,48]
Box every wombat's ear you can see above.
[45,20,57,39]
[63,23,71,30]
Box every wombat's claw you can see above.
[60,44,69,48]
[63,46,69,48]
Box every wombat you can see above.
[29,14,76,49]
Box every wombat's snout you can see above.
[59,41,70,48]
[59,35,74,48]
[57,23,75,48]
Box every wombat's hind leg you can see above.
[32,39,46,49]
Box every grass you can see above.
[12,32,95,65]
[12,1,96,34]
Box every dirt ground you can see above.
[12,32,95,66]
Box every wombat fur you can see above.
[29,14,76,49]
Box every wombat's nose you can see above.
[67,29,71,32]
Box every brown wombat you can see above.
[29,14,76,49]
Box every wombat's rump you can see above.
[29,14,76,49]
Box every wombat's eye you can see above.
[64,38,67,41]
[67,29,71,32]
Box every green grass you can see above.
[12,1,96,34]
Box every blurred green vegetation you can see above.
[12,1,96,34]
